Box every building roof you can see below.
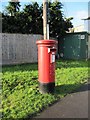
[82,17,90,20]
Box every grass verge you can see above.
[1,60,90,119]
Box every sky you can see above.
[0,0,89,27]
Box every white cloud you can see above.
[75,10,88,19]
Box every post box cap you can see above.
[36,40,58,45]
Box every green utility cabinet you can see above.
[59,32,89,60]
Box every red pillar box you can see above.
[36,40,58,94]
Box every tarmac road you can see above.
[34,83,89,118]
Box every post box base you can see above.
[39,82,55,94]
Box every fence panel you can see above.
[1,33,42,65]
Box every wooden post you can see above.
[43,0,48,40]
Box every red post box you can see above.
[36,40,58,94]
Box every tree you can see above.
[2,1,73,36]
[6,1,21,16]
[48,1,73,38]
[0,12,2,33]
[22,2,43,34]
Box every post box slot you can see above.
[48,48,56,53]
[50,48,57,52]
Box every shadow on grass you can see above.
[2,63,38,73]
[55,82,89,97]
[56,59,89,69]
[2,60,89,73]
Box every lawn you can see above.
[1,60,90,119]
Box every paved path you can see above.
[34,83,89,118]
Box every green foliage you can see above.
[1,60,89,118]
[2,2,43,34]
[5,2,21,16]
[2,1,73,37]
[48,1,73,38]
